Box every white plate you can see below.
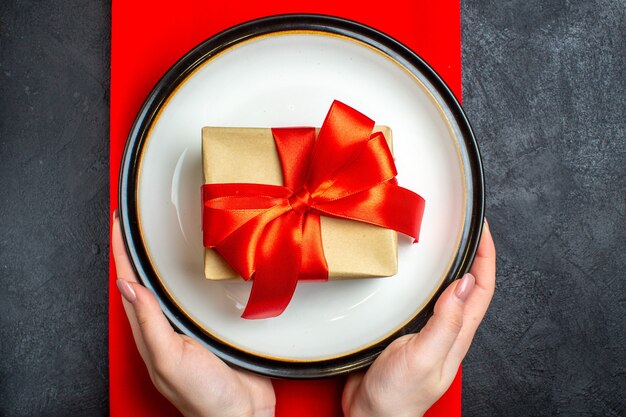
[120,15,483,377]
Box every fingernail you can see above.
[116,279,136,303]
[113,209,119,220]
[455,273,475,302]
[483,217,489,228]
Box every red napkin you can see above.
[110,1,462,416]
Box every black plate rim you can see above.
[118,13,484,379]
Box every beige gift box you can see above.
[202,126,398,280]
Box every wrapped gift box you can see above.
[202,126,398,280]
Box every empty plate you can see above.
[118,14,484,378]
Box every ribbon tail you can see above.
[242,211,303,319]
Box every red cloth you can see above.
[110,1,462,416]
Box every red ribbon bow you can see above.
[202,101,425,319]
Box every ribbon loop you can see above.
[202,100,425,319]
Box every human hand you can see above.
[112,212,275,417]
[342,220,496,417]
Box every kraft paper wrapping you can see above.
[202,126,398,280]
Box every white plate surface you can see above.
[137,33,465,361]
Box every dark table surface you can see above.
[1,1,624,416]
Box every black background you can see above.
[1,1,624,416]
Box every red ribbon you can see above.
[202,101,425,319]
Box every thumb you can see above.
[408,273,475,363]
[116,278,178,363]
[112,214,178,362]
